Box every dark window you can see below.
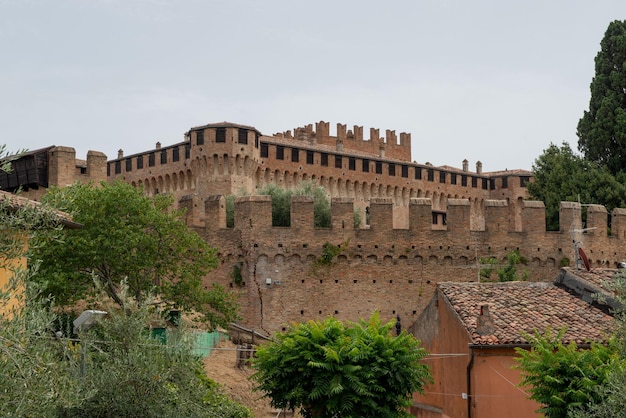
[415,167,422,180]
[461,175,467,186]
[80,166,87,174]
[137,155,144,169]
[107,163,110,176]
[401,165,408,178]
[149,152,155,167]
[255,133,259,148]
[238,128,248,144]
[125,159,132,172]
[388,163,396,176]
[115,160,121,174]
[349,158,356,171]
[172,147,179,162]
[291,148,299,162]
[439,171,446,183]
[196,129,204,145]
[335,155,342,168]
[482,178,488,189]
[427,169,434,182]
[276,146,284,160]
[321,153,328,166]
[375,161,382,174]
[432,212,447,225]
[184,144,191,159]
[260,143,269,158]
[306,150,314,164]
[520,176,530,187]
[451,173,457,185]
[501,176,508,188]
[472,177,478,188]
[160,150,167,164]
[216,127,226,143]
[490,179,496,190]
[362,159,370,172]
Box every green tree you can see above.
[527,142,626,231]
[251,312,432,418]
[32,181,239,329]
[0,195,79,417]
[58,292,252,418]
[515,328,619,418]
[227,181,332,228]
[569,271,626,418]
[577,20,626,176]
[0,183,250,417]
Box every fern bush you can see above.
[251,312,432,418]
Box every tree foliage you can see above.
[58,293,251,418]
[226,181,333,228]
[527,142,626,231]
[251,312,432,418]
[515,328,619,418]
[31,181,239,329]
[0,281,251,417]
[479,250,529,282]
[569,270,626,418]
[577,20,626,176]
[0,189,250,417]
[258,181,332,228]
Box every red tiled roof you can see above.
[439,281,614,346]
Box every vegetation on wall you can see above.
[479,250,529,282]
[251,312,432,418]
[226,181,333,228]
[314,240,350,268]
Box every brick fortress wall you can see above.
[183,194,624,335]
[103,120,592,333]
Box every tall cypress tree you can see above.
[577,20,626,175]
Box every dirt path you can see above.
[203,340,301,417]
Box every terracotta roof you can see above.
[439,281,614,346]
[0,190,81,229]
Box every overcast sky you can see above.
[1,1,624,172]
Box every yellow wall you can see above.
[0,234,27,317]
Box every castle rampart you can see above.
[107,121,532,232]
[194,195,626,333]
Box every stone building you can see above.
[0,146,107,201]
[7,120,625,335]
[107,121,533,230]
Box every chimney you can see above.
[156,142,161,150]
[117,149,124,159]
[462,159,469,172]
[476,304,495,335]
[476,161,482,174]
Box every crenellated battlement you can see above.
[273,120,412,161]
[190,195,626,333]
[198,195,621,239]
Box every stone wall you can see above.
[191,195,621,334]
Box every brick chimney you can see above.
[476,304,495,335]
